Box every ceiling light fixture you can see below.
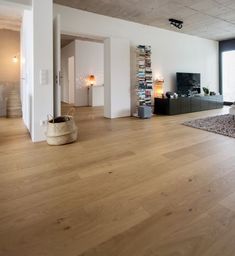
[169,18,183,29]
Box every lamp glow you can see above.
[88,75,96,86]
[154,79,164,98]
[12,56,18,63]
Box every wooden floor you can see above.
[1,106,235,256]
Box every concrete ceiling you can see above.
[0,4,22,31]
[54,0,235,41]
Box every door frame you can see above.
[68,55,75,104]
[53,15,61,117]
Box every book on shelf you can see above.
[135,45,153,113]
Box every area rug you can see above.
[183,114,235,138]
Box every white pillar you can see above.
[31,0,53,142]
[104,37,131,118]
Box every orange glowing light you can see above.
[154,80,164,98]
[88,75,96,86]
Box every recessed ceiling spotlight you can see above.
[169,18,183,29]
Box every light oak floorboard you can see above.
[0,105,235,256]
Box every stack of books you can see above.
[136,45,153,108]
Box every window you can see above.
[222,50,235,103]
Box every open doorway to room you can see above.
[60,34,105,120]
[0,4,22,117]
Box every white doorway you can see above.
[0,4,23,119]
[68,56,75,104]
[60,35,105,112]
[60,34,130,118]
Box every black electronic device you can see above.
[176,72,201,96]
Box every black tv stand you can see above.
[154,95,223,115]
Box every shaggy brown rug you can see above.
[183,114,235,138]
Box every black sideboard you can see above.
[154,95,223,115]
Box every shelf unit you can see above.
[135,45,153,115]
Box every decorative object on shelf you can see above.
[203,87,209,96]
[135,45,153,117]
[154,79,164,98]
[169,18,183,29]
[165,91,174,99]
[210,91,216,96]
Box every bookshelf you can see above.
[135,45,153,116]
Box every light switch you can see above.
[40,69,48,85]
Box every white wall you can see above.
[0,29,20,83]
[75,40,104,106]
[61,40,75,103]
[54,4,219,114]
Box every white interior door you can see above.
[68,56,75,104]
[53,15,61,117]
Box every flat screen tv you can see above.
[176,72,201,96]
